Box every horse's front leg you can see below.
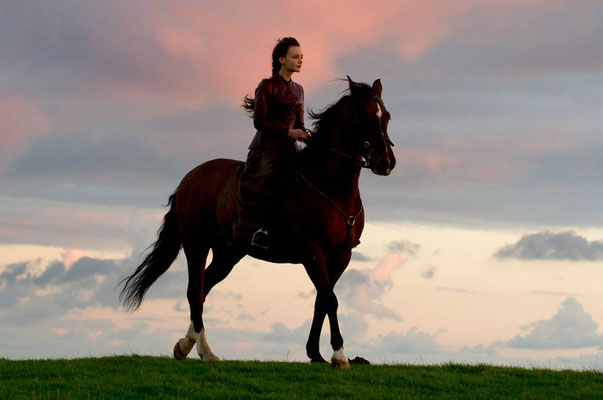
[303,244,350,369]
[306,295,327,363]
[325,250,353,369]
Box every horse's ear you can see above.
[347,75,358,89]
[372,79,382,98]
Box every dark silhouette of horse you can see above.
[119,77,396,369]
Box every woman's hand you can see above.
[288,128,308,142]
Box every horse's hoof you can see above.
[173,342,187,360]
[330,348,351,370]
[332,359,351,369]
[309,353,327,364]
[200,351,220,361]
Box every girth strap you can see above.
[299,172,363,228]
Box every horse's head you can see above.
[346,76,396,176]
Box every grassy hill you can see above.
[1,356,602,399]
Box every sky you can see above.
[1,0,603,370]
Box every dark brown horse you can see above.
[119,77,395,368]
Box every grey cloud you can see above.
[459,343,500,355]
[173,300,188,312]
[340,3,603,82]
[504,298,603,350]
[351,251,373,262]
[531,290,578,297]
[0,250,189,320]
[519,146,603,187]
[328,5,603,229]
[431,4,603,76]
[237,313,255,322]
[0,263,34,307]
[297,290,314,299]
[494,231,603,261]
[421,266,437,280]
[377,328,444,356]
[262,321,311,344]
[436,287,477,294]
[33,262,65,286]
[1,103,250,209]
[388,240,421,257]
[0,1,194,99]
[336,269,402,321]
[33,258,119,287]
[338,311,370,341]
[1,1,603,234]
[0,263,28,284]
[340,269,369,286]
[0,317,175,359]
[9,133,175,182]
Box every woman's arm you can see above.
[294,86,305,131]
[253,80,289,136]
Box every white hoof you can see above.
[331,348,351,370]
[200,350,220,361]
[174,322,197,360]
[196,329,220,361]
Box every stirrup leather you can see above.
[251,228,269,249]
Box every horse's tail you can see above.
[119,193,181,311]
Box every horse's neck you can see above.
[301,132,361,202]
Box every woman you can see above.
[233,37,307,249]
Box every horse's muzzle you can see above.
[372,157,395,176]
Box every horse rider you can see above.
[232,37,308,249]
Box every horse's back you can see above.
[176,158,242,238]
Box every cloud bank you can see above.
[494,231,603,261]
[504,298,603,350]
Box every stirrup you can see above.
[251,228,269,249]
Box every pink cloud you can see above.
[61,249,86,270]
[54,328,69,336]
[370,254,406,282]
[50,1,577,109]
[86,330,103,340]
[155,25,207,57]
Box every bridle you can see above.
[298,96,393,232]
[306,96,394,169]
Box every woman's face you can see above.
[280,46,303,73]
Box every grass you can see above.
[1,356,602,399]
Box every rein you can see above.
[304,130,372,169]
[304,95,393,170]
[328,147,367,168]
[298,171,363,228]
[296,94,397,228]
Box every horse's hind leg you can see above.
[173,240,219,361]
[203,245,244,298]
[174,242,244,361]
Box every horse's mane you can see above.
[303,82,375,153]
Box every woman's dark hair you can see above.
[271,37,300,75]
[243,37,301,116]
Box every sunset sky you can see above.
[2,0,603,369]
